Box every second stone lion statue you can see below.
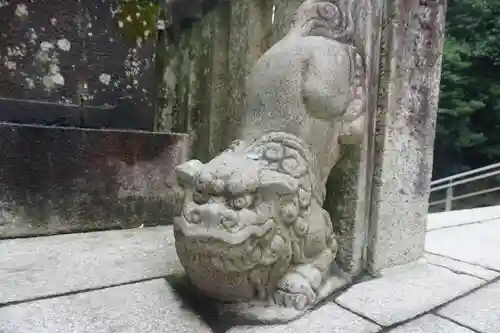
[172,0,366,323]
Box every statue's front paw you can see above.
[273,272,316,310]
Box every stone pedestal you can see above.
[366,0,447,273]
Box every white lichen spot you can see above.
[124,48,142,88]
[126,15,132,22]
[57,38,71,52]
[28,28,38,44]
[15,3,28,17]
[144,30,150,38]
[88,32,93,37]
[157,19,165,30]
[40,41,54,52]
[5,60,16,70]
[25,77,35,89]
[99,73,111,85]
[52,73,64,85]
[135,12,140,18]
[42,73,64,89]
[34,41,65,91]
[7,45,24,57]
[60,97,72,104]
[118,21,124,28]
[50,17,57,26]
[49,63,60,74]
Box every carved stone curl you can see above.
[173,0,366,323]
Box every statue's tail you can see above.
[287,0,354,42]
[288,1,366,137]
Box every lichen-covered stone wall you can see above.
[0,0,156,126]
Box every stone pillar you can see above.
[366,0,447,273]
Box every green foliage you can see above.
[433,0,500,178]
[114,0,166,43]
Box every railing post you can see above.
[445,181,453,211]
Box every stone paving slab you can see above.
[227,303,380,333]
[427,205,500,231]
[425,253,500,281]
[387,314,475,333]
[439,280,500,333]
[335,263,484,326]
[426,218,500,271]
[0,226,181,304]
[0,279,212,333]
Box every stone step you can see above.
[336,263,484,327]
[426,218,500,271]
[0,226,181,305]
[0,226,381,333]
[439,280,500,333]
[0,279,212,333]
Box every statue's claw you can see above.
[273,271,317,310]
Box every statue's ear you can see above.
[258,169,299,196]
[175,160,203,186]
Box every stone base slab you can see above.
[336,263,484,326]
[1,218,498,333]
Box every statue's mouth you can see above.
[173,217,274,245]
[174,217,281,273]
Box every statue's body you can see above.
[173,0,366,323]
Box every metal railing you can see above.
[429,162,500,211]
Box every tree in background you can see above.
[434,0,500,178]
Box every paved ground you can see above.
[1,206,500,333]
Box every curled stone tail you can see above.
[288,0,354,43]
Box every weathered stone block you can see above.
[0,123,188,238]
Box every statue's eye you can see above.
[229,194,253,210]
[193,190,209,205]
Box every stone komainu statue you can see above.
[173,0,366,323]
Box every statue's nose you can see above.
[194,204,237,229]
